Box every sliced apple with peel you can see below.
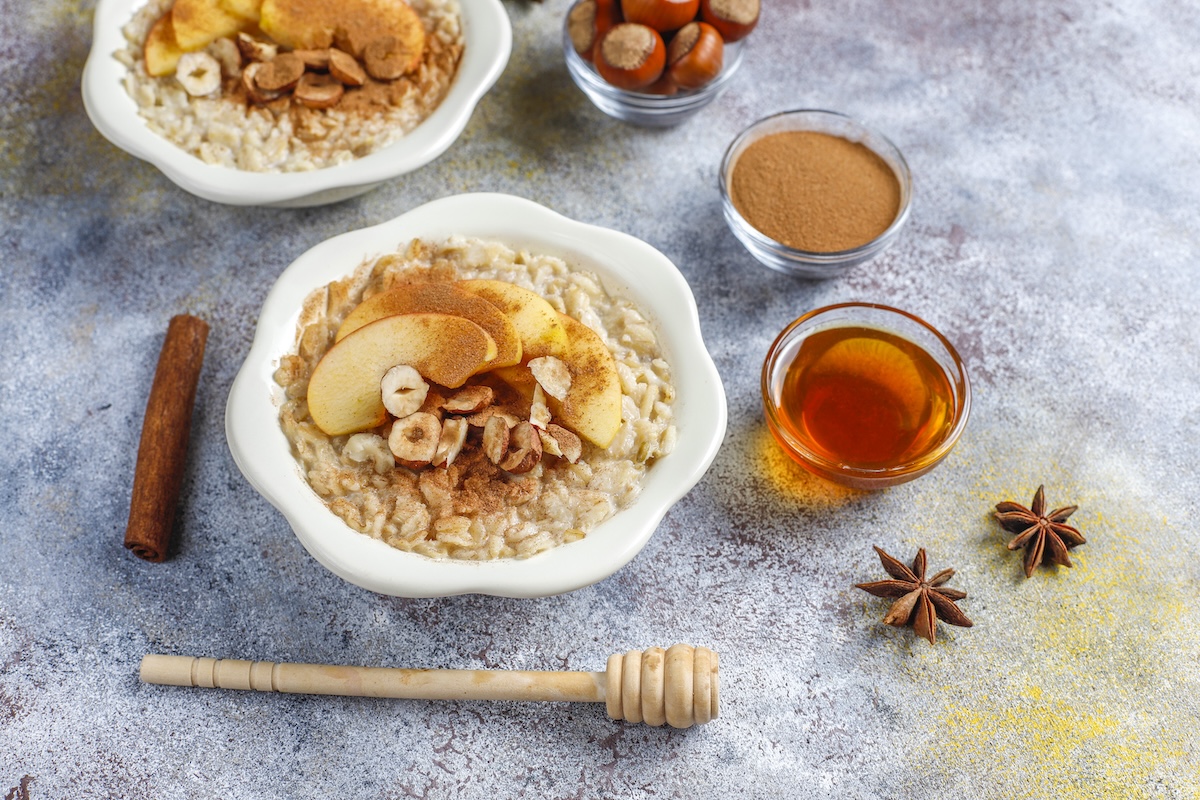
[490,363,539,402]
[218,0,262,22]
[259,0,425,59]
[171,0,247,51]
[335,283,522,369]
[307,313,497,436]
[457,279,568,362]
[144,13,185,77]
[545,313,623,448]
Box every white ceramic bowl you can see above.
[81,0,511,207]
[226,193,727,597]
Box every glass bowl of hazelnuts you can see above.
[563,0,756,127]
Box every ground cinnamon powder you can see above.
[729,130,901,253]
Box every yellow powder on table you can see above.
[729,130,901,253]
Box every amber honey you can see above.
[772,326,954,470]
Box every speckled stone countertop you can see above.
[2,0,1199,797]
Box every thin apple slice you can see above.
[218,0,262,22]
[457,279,569,362]
[546,313,623,448]
[336,282,522,369]
[144,13,185,77]
[307,313,497,436]
[490,364,538,402]
[259,0,424,60]
[171,0,246,51]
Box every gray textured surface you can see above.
[2,0,1200,797]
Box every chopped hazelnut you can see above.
[432,418,468,468]
[237,33,277,63]
[443,385,494,414]
[482,415,510,465]
[500,421,542,474]
[328,48,367,86]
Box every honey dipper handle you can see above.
[140,655,606,703]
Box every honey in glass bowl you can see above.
[762,304,970,489]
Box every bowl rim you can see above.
[226,192,728,597]
[760,302,971,486]
[719,109,914,262]
[81,0,511,206]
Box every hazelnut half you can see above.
[242,63,282,104]
[255,52,305,92]
[293,72,345,109]
[442,385,494,414]
[328,48,367,86]
[388,412,442,469]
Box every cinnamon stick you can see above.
[125,315,209,562]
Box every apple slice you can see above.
[456,279,569,362]
[144,13,185,77]
[259,0,425,60]
[546,313,623,448]
[218,0,262,22]
[307,313,498,436]
[171,0,246,51]
[335,282,522,369]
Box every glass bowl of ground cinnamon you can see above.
[720,110,913,277]
[562,0,748,127]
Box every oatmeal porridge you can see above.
[274,237,677,560]
[115,0,463,172]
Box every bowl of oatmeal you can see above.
[227,193,727,596]
[81,0,510,206]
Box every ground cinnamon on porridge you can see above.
[274,238,677,560]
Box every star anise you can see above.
[994,485,1085,577]
[854,546,973,644]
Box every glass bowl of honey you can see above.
[761,303,970,489]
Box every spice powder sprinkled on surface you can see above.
[729,131,901,253]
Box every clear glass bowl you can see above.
[720,110,913,278]
[562,12,745,127]
[761,303,970,490]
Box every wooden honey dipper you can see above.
[140,644,718,729]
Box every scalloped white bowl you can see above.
[227,193,727,597]
[82,0,510,207]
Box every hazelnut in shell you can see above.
[700,0,759,42]
[569,0,623,62]
[596,23,666,92]
[667,21,724,90]
[568,0,600,60]
[621,0,700,34]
